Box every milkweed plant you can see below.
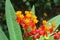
[0,0,60,40]
[15,11,60,40]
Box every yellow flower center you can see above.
[19,14,24,19]
[45,26,50,31]
[32,16,37,19]
[52,23,56,28]
[25,19,30,24]
[33,19,38,23]
[25,11,32,18]
[26,14,32,18]
[42,20,47,25]
[16,11,22,17]
[25,11,30,14]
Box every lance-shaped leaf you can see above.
[5,0,23,40]
[46,15,60,30]
[31,5,35,16]
[0,26,8,40]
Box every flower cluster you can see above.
[16,11,38,31]
[15,11,60,40]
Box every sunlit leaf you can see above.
[46,15,60,30]
[47,36,54,40]
[0,26,8,40]
[31,5,35,16]
[38,36,44,40]
[49,36,54,40]
[5,0,23,40]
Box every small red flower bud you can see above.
[28,32,32,36]
[33,35,37,40]
[49,28,53,34]
[37,34,40,39]
[23,24,29,29]
[54,33,60,39]
[39,25,45,30]
[36,29,40,33]
[31,31,36,35]
[23,33,28,38]
[39,30,45,36]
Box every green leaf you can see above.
[44,1,51,9]
[54,0,59,5]
[46,15,60,30]
[25,2,30,6]
[31,5,35,16]
[27,36,32,40]
[38,36,44,40]
[5,0,23,40]
[38,36,54,40]
[49,36,54,40]
[0,26,8,40]
[24,36,32,40]
[45,36,54,40]
[23,0,27,2]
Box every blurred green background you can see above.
[0,0,60,38]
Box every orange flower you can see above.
[19,14,24,19]
[49,28,53,34]
[29,11,33,14]
[39,25,45,30]
[25,11,30,14]
[32,16,37,19]
[25,11,32,18]
[45,26,50,31]
[42,20,47,25]
[52,23,56,28]
[16,11,22,17]
[24,18,30,24]
[15,11,57,39]
[33,19,38,23]
[32,26,36,31]
[23,24,29,29]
